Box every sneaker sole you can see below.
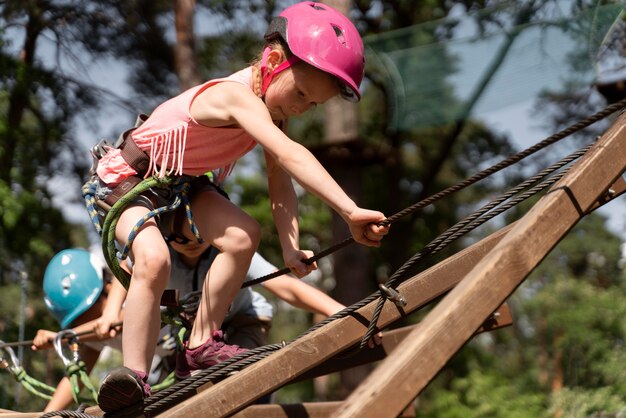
[175,368,200,380]
[98,367,145,415]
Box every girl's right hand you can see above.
[284,249,318,278]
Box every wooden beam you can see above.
[0,411,40,418]
[230,402,342,418]
[295,304,512,382]
[157,222,512,417]
[334,113,626,418]
[230,401,415,418]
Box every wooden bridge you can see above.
[2,111,625,418]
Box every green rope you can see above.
[101,176,176,289]
[152,372,176,392]
[7,366,56,400]
[2,344,57,401]
[66,361,98,404]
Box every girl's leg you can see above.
[187,190,260,348]
[115,206,171,373]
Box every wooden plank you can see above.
[295,303,511,381]
[157,223,512,417]
[587,175,626,211]
[230,401,415,418]
[0,412,42,418]
[334,113,626,418]
[230,401,343,418]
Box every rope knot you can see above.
[13,367,26,382]
[66,362,85,376]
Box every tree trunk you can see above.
[319,0,376,400]
[551,334,564,418]
[173,0,202,90]
[1,9,42,183]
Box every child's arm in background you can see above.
[264,273,345,317]
[264,149,317,277]
[94,278,127,338]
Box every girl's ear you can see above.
[266,49,285,71]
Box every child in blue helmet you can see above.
[33,248,127,412]
[34,246,348,412]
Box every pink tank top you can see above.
[96,67,258,185]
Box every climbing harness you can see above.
[83,116,208,291]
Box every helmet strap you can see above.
[260,47,301,96]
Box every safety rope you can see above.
[243,96,626,288]
[38,404,96,418]
[359,144,593,347]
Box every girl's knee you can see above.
[132,244,171,285]
[226,219,260,255]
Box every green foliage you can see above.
[548,387,626,418]
[418,212,626,416]
[421,367,547,418]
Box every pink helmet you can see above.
[264,1,365,102]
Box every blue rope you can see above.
[81,179,102,236]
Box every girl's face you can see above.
[264,61,340,121]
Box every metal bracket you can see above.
[379,284,407,308]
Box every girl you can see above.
[93,2,388,414]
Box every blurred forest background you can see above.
[1,0,626,416]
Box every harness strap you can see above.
[116,113,150,177]
[118,129,150,177]
[103,175,143,207]
[88,113,151,211]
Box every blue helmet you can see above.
[43,249,105,329]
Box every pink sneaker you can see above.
[175,330,248,379]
